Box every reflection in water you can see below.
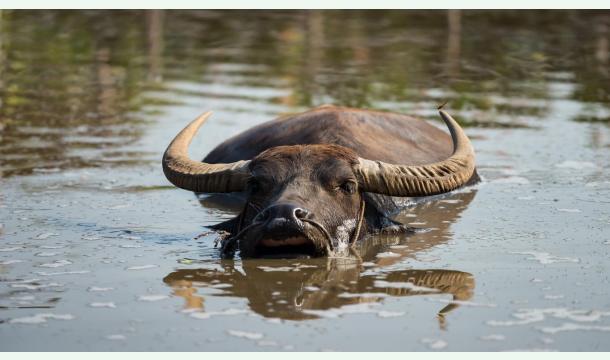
[168,188,478,322]
[0,11,4,103]
[1,11,610,177]
[2,10,610,350]
[164,262,474,322]
[596,16,609,76]
[358,190,477,262]
[0,11,154,176]
[446,10,461,78]
[147,10,164,82]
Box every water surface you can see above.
[1,10,610,351]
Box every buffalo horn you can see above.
[355,110,475,197]
[162,112,250,193]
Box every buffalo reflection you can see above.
[164,260,473,321]
[164,188,478,322]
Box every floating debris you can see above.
[210,283,232,289]
[439,199,461,204]
[557,208,581,213]
[34,233,59,240]
[377,310,405,318]
[190,308,248,319]
[421,338,448,350]
[539,323,610,334]
[36,270,90,276]
[119,244,142,248]
[126,264,158,270]
[512,251,579,265]
[105,334,126,341]
[0,247,23,252]
[257,266,294,272]
[89,302,116,308]
[375,252,401,258]
[488,308,610,327]
[555,161,597,170]
[480,334,506,341]
[107,204,131,209]
[88,286,114,292]
[9,313,74,324]
[120,235,142,240]
[227,330,264,340]
[10,282,62,290]
[38,259,72,268]
[35,252,59,257]
[544,295,565,300]
[137,295,169,302]
[39,245,66,249]
[0,259,24,265]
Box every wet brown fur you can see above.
[205,106,454,166]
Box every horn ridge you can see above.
[162,111,250,193]
[356,110,475,197]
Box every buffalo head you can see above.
[162,110,475,258]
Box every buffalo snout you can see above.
[260,202,310,233]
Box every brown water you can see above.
[1,10,610,351]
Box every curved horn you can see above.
[356,110,475,197]
[162,112,250,193]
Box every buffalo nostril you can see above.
[294,208,309,219]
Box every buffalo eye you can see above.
[338,180,357,195]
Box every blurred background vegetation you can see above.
[0,10,608,176]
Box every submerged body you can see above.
[162,105,478,258]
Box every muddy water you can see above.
[1,10,610,351]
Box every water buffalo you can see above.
[163,190,478,321]
[162,105,478,258]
